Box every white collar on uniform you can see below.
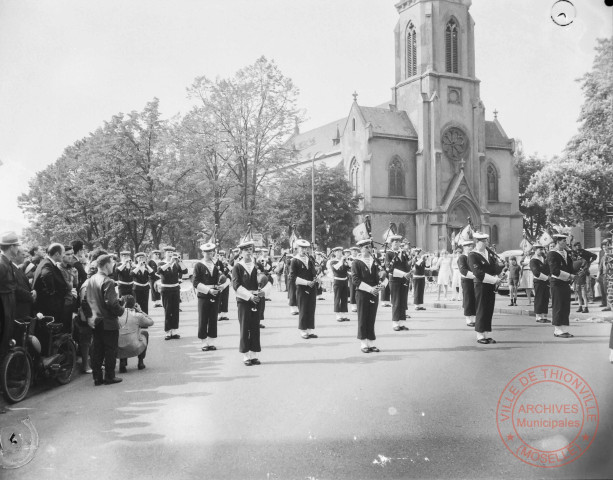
[239,260,255,274]
[474,250,489,261]
[361,257,374,269]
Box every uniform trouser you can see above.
[598,276,608,306]
[288,282,297,307]
[198,296,218,339]
[296,285,317,330]
[91,324,118,381]
[533,280,550,315]
[150,280,161,302]
[0,293,15,359]
[218,288,229,313]
[133,288,150,315]
[237,302,261,353]
[390,281,407,322]
[120,331,149,365]
[118,285,133,298]
[258,294,266,321]
[333,280,349,313]
[551,282,571,326]
[356,290,378,340]
[380,283,390,302]
[161,288,181,331]
[461,279,476,316]
[349,280,357,305]
[413,278,425,305]
[61,301,74,334]
[474,282,496,333]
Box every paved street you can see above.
[1,288,612,479]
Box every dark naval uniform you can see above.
[232,261,261,354]
[351,256,379,343]
[530,254,551,320]
[330,258,350,316]
[115,262,134,297]
[216,258,231,320]
[193,260,220,342]
[547,249,574,332]
[290,255,317,333]
[131,264,152,314]
[148,258,161,303]
[412,256,427,306]
[157,261,187,332]
[286,255,297,310]
[385,249,410,326]
[458,254,476,318]
[0,253,16,357]
[468,249,501,339]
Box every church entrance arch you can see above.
[446,197,481,250]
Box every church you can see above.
[287,0,522,252]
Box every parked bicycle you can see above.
[1,315,77,403]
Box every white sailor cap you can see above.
[552,233,569,241]
[200,242,216,252]
[388,234,403,243]
[120,250,131,256]
[163,246,176,252]
[461,239,475,246]
[473,231,489,241]
[356,239,372,248]
[237,240,255,250]
[135,252,146,259]
[330,246,343,253]
[295,239,310,248]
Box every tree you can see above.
[524,37,613,228]
[271,164,360,251]
[515,146,548,239]
[186,57,303,221]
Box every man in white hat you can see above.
[530,244,551,324]
[115,251,134,298]
[468,231,504,344]
[215,250,231,321]
[132,252,153,314]
[148,250,163,308]
[458,240,476,326]
[157,246,187,340]
[290,239,318,339]
[348,246,360,313]
[0,231,20,356]
[232,238,263,365]
[352,239,383,353]
[412,247,427,311]
[194,243,223,351]
[328,246,350,322]
[385,234,411,331]
[547,233,576,338]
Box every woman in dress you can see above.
[436,250,453,301]
[451,246,463,301]
[519,254,533,305]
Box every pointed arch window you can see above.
[389,157,405,196]
[487,164,498,202]
[445,19,459,74]
[350,157,360,195]
[406,23,417,78]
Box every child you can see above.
[507,256,522,306]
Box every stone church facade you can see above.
[287,0,522,252]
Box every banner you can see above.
[353,223,370,242]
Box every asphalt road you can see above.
[1,288,612,479]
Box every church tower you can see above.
[393,0,489,248]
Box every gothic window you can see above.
[388,157,405,196]
[350,158,359,195]
[491,225,499,245]
[352,118,356,131]
[406,23,417,78]
[487,164,498,201]
[445,19,459,74]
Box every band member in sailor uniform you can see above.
[547,233,576,338]
[378,249,392,307]
[412,248,427,311]
[232,239,263,365]
[468,232,504,344]
[158,246,187,340]
[148,250,162,307]
[193,243,225,351]
[530,244,551,324]
[290,239,318,339]
[132,252,152,314]
[115,251,134,298]
[458,240,476,326]
[348,246,360,312]
[328,247,350,322]
[385,235,411,331]
[286,251,298,315]
[216,250,231,321]
[352,239,383,353]
[255,248,271,328]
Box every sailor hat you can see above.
[552,233,569,240]
[135,252,146,259]
[356,239,373,247]
[331,247,343,253]
[200,242,216,252]
[295,239,311,248]
[388,234,403,243]
[237,240,255,250]
[461,239,475,246]
[473,231,489,241]
[120,250,131,256]
[163,246,176,252]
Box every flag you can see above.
[452,224,473,249]
[353,222,370,242]
[537,231,553,247]
[239,223,254,245]
[382,223,397,243]
[208,224,218,246]
[288,224,299,249]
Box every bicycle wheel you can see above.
[54,337,76,385]
[1,349,32,403]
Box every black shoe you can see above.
[94,379,104,386]
[244,359,253,366]
[208,345,217,351]
[165,334,172,340]
[179,308,183,312]
[171,334,181,339]
[308,334,318,338]
[361,347,370,353]
[467,322,475,327]
[576,308,584,313]
[251,358,261,365]
[369,346,380,352]
[554,332,574,338]
[393,326,401,331]
[291,312,299,315]
[487,338,497,344]
[265,298,271,302]
[509,303,514,306]
[400,325,409,331]
[337,318,344,322]
[104,377,123,385]
[155,304,163,308]
[119,366,127,373]
[477,338,489,344]
[137,362,145,370]
[259,324,265,328]
[583,308,589,314]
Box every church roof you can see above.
[359,106,418,139]
[288,118,343,161]
[485,120,514,150]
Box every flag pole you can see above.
[311,156,315,246]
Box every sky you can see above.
[0,0,611,232]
